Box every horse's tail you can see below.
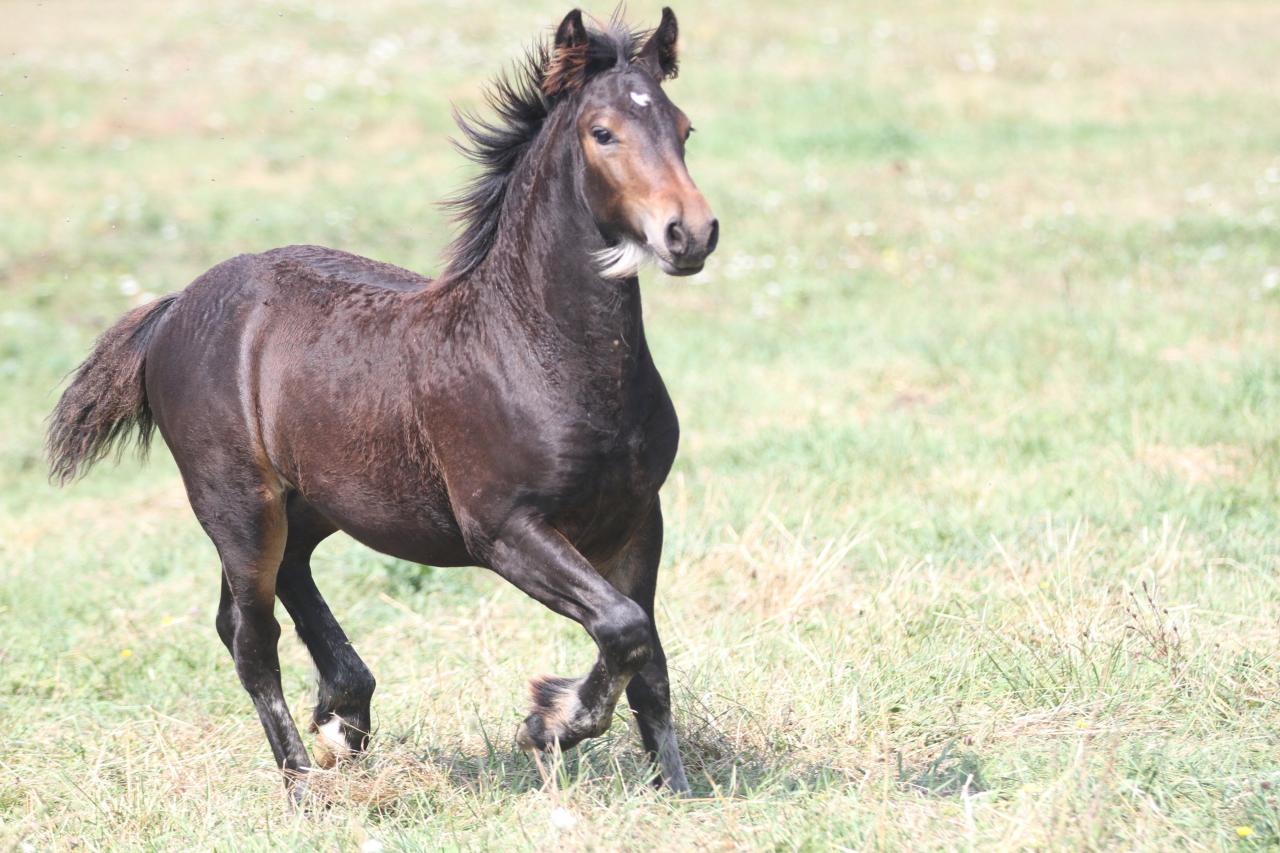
[46,294,181,484]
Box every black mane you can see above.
[441,18,647,278]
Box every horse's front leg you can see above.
[484,514,654,753]
[603,503,690,794]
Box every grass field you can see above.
[3,0,1280,849]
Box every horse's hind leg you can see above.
[275,494,376,766]
[196,482,312,799]
[605,504,690,793]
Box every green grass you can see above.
[3,0,1280,849]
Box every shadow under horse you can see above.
[46,7,718,800]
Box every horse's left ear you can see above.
[637,7,679,81]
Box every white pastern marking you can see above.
[317,714,352,755]
[630,91,652,107]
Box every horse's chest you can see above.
[590,421,668,498]
[552,394,677,553]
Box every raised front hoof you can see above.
[310,713,369,769]
[515,675,610,753]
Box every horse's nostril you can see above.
[665,219,689,256]
[706,218,720,254]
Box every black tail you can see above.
[46,294,180,484]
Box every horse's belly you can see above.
[298,477,476,567]
[276,428,474,567]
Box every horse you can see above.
[46,7,717,800]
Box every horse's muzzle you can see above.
[661,215,719,275]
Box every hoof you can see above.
[284,768,313,809]
[285,768,341,814]
[515,675,610,752]
[662,777,693,798]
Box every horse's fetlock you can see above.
[335,668,377,702]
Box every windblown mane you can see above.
[441,17,648,278]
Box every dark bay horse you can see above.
[46,7,717,799]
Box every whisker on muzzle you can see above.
[593,238,653,279]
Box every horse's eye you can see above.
[591,127,614,145]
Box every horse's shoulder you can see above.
[261,245,433,294]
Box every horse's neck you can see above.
[477,119,647,358]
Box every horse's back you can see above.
[260,245,433,293]
[146,241,429,375]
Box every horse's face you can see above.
[553,9,718,277]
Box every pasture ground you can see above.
[2,0,1279,849]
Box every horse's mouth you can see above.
[661,261,703,277]
[653,249,704,277]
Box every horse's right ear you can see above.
[544,9,590,97]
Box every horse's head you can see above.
[545,8,718,278]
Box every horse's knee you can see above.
[594,598,653,671]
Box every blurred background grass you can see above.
[2,1,1279,849]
